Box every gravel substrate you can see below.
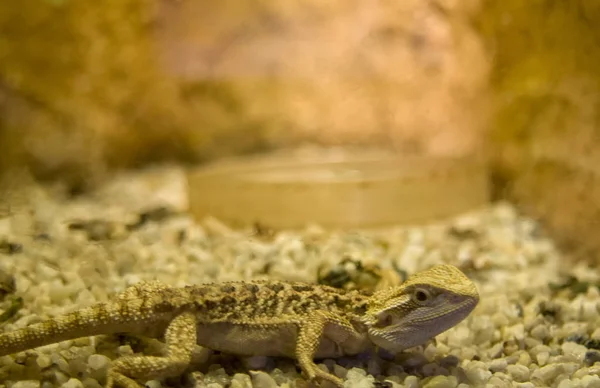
[0,167,599,388]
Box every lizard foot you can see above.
[305,366,345,388]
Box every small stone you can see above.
[424,343,438,360]
[464,364,491,385]
[422,363,449,377]
[245,356,269,370]
[60,378,84,388]
[346,367,367,378]
[530,363,563,383]
[50,353,71,374]
[36,354,53,369]
[334,364,348,378]
[88,354,110,371]
[530,325,550,341]
[556,379,574,388]
[514,383,535,388]
[144,381,163,388]
[231,373,252,388]
[573,367,591,379]
[439,355,460,369]
[367,359,381,376]
[524,337,542,349]
[486,342,504,359]
[562,341,588,362]
[396,353,428,369]
[250,371,278,388]
[53,370,70,385]
[581,374,600,387]
[447,326,471,348]
[117,345,134,357]
[487,376,511,388]
[581,301,598,322]
[585,350,600,365]
[229,380,244,388]
[536,351,550,366]
[488,358,507,373]
[422,375,457,388]
[506,364,530,382]
[79,378,103,388]
[11,382,41,388]
[344,368,375,388]
[518,351,531,366]
[385,364,405,377]
[529,344,552,358]
[403,375,419,388]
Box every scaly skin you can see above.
[0,264,479,387]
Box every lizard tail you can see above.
[0,301,165,356]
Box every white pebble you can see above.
[581,374,600,388]
[536,351,550,366]
[506,364,530,382]
[447,326,471,347]
[487,376,511,387]
[79,378,103,388]
[231,373,252,388]
[344,368,375,388]
[403,376,419,388]
[424,343,438,360]
[11,382,41,388]
[488,358,507,373]
[88,354,111,370]
[422,375,457,388]
[117,345,134,356]
[464,364,491,384]
[518,351,532,366]
[250,371,277,388]
[530,325,550,341]
[531,363,563,383]
[60,378,84,388]
[556,379,575,388]
[346,367,367,378]
[561,342,588,362]
[36,354,53,369]
[145,381,163,388]
[334,364,349,378]
[50,353,71,374]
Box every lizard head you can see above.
[362,264,479,353]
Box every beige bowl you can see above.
[187,151,489,229]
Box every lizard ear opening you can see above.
[373,312,394,328]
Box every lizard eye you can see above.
[412,288,431,304]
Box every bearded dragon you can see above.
[0,264,479,387]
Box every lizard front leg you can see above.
[106,311,197,388]
[296,311,363,388]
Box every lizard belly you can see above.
[196,322,298,358]
[195,322,371,359]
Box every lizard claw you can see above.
[306,367,345,388]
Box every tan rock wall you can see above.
[480,1,600,263]
[0,0,489,189]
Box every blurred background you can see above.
[0,0,599,263]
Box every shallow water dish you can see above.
[187,152,489,229]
